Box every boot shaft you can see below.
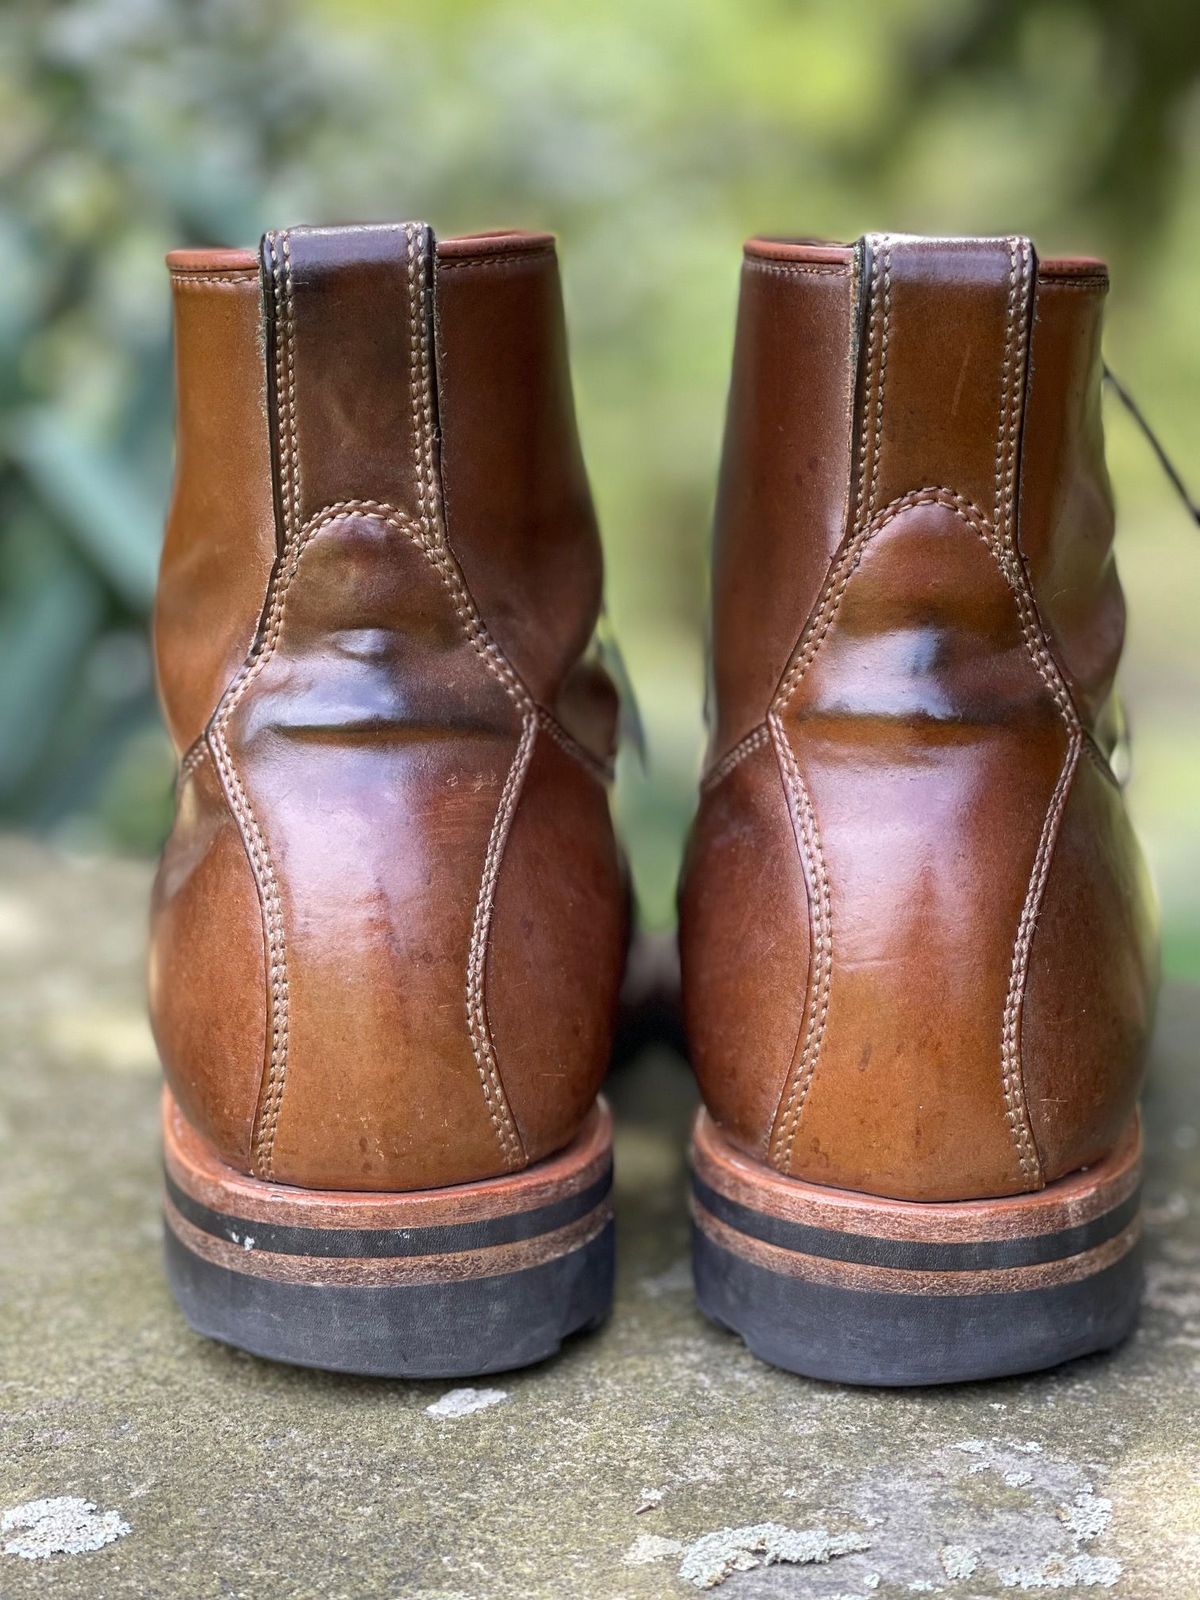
[157,227,611,761]
[150,225,625,1193]
[683,233,1157,1203]
[708,235,1124,763]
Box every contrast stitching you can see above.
[1002,733,1081,1181]
[211,227,568,1179]
[177,739,210,783]
[244,495,596,769]
[776,487,1000,711]
[406,223,441,535]
[406,224,526,1170]
[758,238,891,1171]
[700,723,769,793]
[743,260,851,280]
[866,235,891,524]
[759,236,1085,1193]
[403,237,530,718]
[212,228,301,1181]
[994,235,1043,1184]
[1038,261,1107,280]
[169,274,258,289]
[767,712,833,1169]
[281,234,302,532]
[535,707,614,783]
[264,231,301,542]
[466,714,537,1169]
[993,237,1031,554]
[1038,278,1109,294]
[994,237,1066,1190]
[210,505,422,1182]
[764,473,1080,1183]
[296,497,421,541]
[424,538,529,708]
[438,250,554,271]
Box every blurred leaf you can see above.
[0,0,1196,955]
[0,527,103,798]
[7,408,159,608]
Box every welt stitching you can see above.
[466,714,537,1170]
[767,713,833,1169]
[701,723,770,793]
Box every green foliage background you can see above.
[2,0,1199,968]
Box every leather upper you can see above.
[150,225,626,1191]
[681,234,1159,1202]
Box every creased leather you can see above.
[681,234,1159,1204]
[150,226,624,1192]
[154,267,275,754]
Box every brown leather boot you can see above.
[680,234,1159,1384]
[150,224,626,1376]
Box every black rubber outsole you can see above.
[162,1092,616,1378]
[689,1107,1145,1386]
[693,1226,1143,1387]
[166,1218,615,1378]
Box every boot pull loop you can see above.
[1103,363,1200,529]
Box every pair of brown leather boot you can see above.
[151,224,1156,1386]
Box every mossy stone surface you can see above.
[1,837,1197,1597]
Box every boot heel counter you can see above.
[680,737,813,1161]
[149,752,267,1173]
[483,732,627,1165]
[1021,753,1159,1181]
[694,233,1159,1211]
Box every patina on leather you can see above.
[150,224,626,1192]
[680,233,1159,1203]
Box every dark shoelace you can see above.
[1103,364,1199,527]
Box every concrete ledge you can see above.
[1,836,1197,1597]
